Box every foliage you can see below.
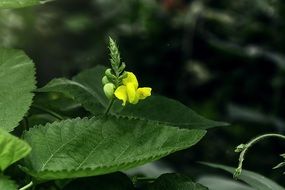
[0,48,36,131]
[202,163,285,190]
[38,66,227,129]
[37,66,108,115]
[0,128,31,171]
[147,173,208,190]
[0,0,48,9]
[22,116,205,180]
[0,1,226,188]
[0,0,285,189]
[0,175,18,190]
[198,175,254,190]
[62,172,135,190]
[0,43,217,188]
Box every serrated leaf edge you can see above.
[22,116,206,179]
[1,49,37,132]
[110,113,228,129]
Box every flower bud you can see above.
[119,62,126,72]
[105,68,116,79]
[119,71,128,80]
[105,68,112,76]
[103,83,115,99]
[102,76,109,85]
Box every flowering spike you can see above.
[103,37,152,106]
[108,37,121,76]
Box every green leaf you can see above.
[148,173,208,190]
[198,175,254,190]
[39,65,227,129]
[63,172,134,190]
[0,48,36,131]
[22,116,206,180]
[0,0,48,9]
[37,65,108,115]
[0,175,18,190]
[202,163,285,190]
[116,96,228,129]
[0,128,31,171]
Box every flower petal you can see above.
[114,85,128,106]
[137,87,152,100]
[123,72,139,89]
[126,83,138,104]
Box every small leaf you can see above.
[0,48,36,131]
[22,116,206,180]
[37,66,108,115]
[116,96,228,129]
[0,175,18,190]
[63,172,134,190]
[0,128,31,171]
[0,0,49,9]
[147,173,208,190]
[201,162,285,190]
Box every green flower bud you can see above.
[103,83,115,99]
[105,68,116,79]
[105,68,112,76]
[119,71,128,80]
[118,62,126,73]
[102,76,109,85]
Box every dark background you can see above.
[1,0,285,185]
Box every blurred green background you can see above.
[1,0,285,185]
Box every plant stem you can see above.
[19,181,33,190]
[104,98,115,115]
[234,133,285,178]
[31,105,64,120]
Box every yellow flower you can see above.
[114,72,152,106]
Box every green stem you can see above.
[19,181,33,190]
[104,98,115,115]
[234,133,285,178]
[31,105,64,120]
